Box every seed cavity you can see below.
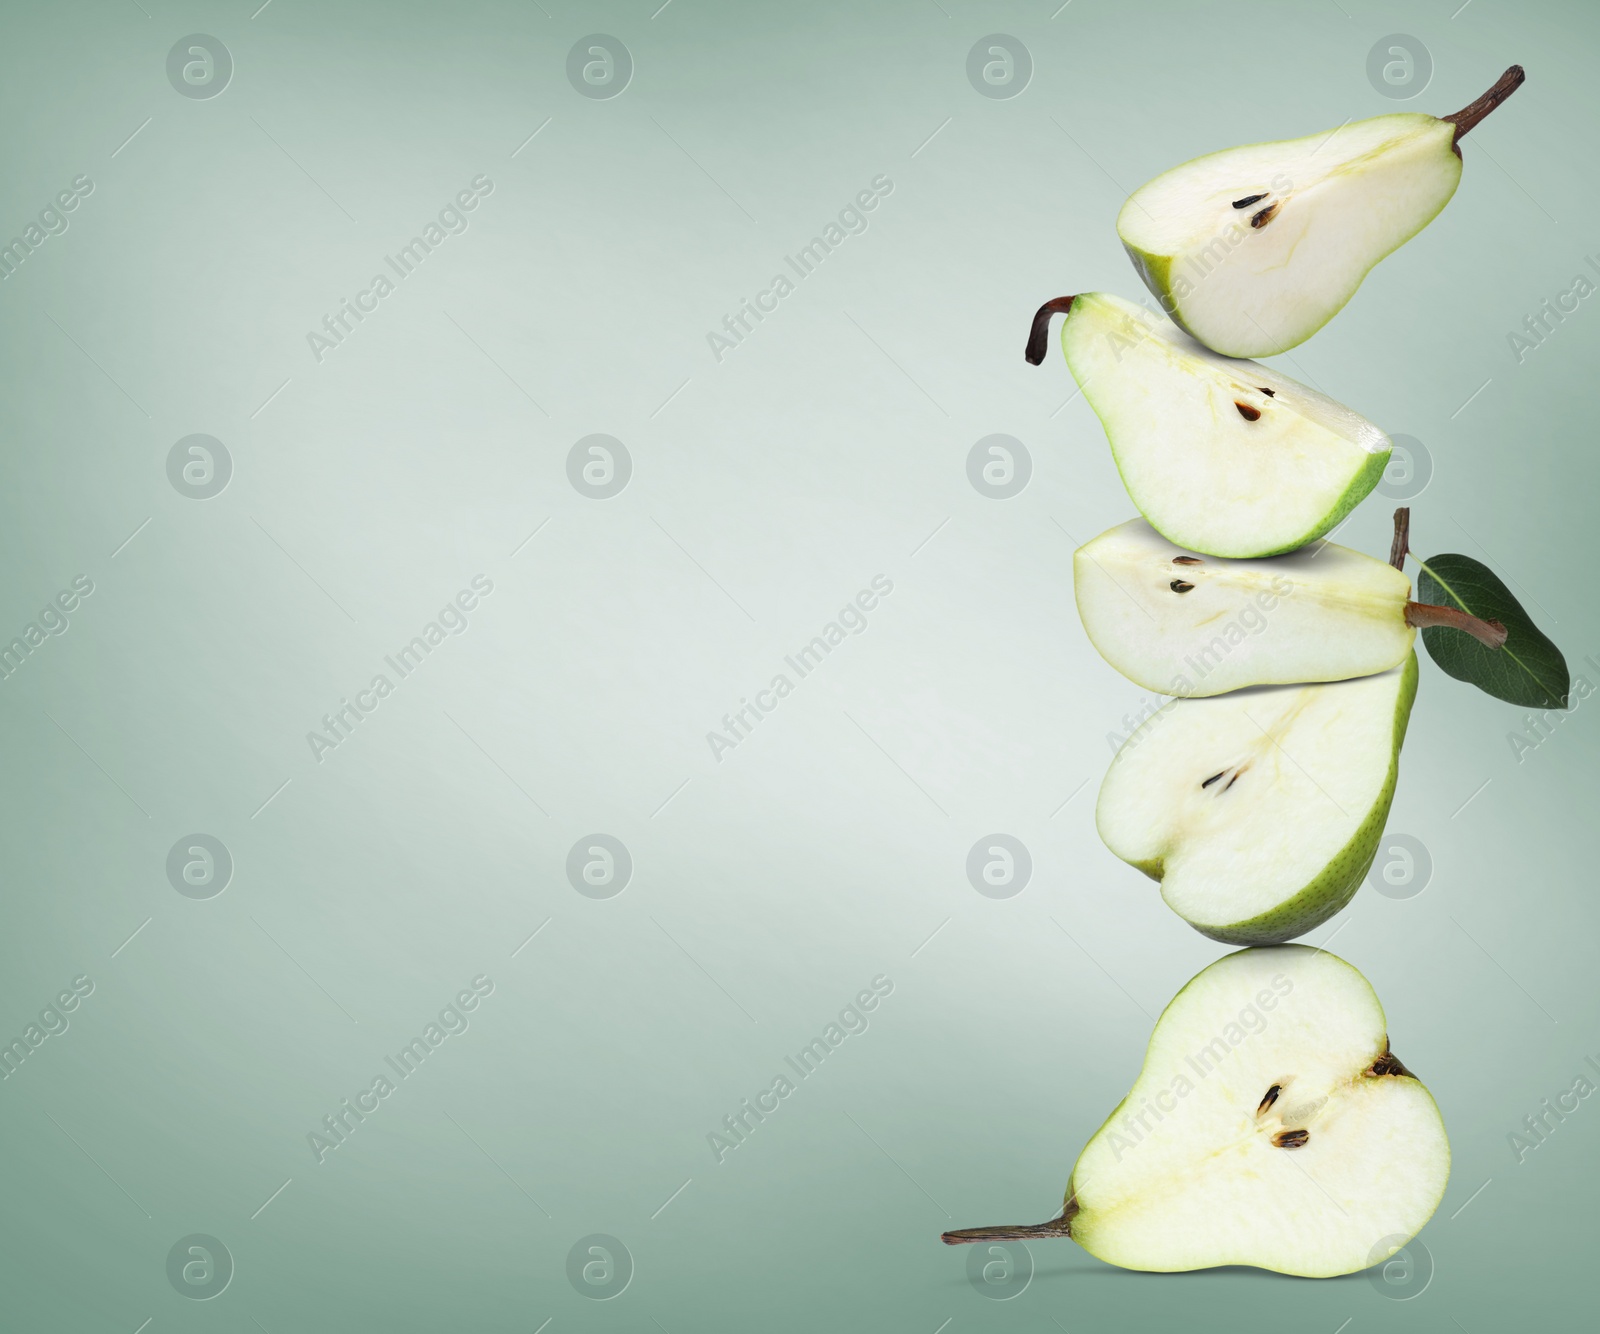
[1250,201,1282,229]
[1172,556,1203,565]
[1272,1129,1309,1149]
[1257,1084,1281,1114]
[1203,765,1244,792]
[1235,401,1262,421]
[1231,193,1267,209]
[1170,580,1195,593]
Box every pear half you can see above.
[1038,292,1389,557]
[1119,67,1524,357]
[1074,517,1415,696]
[1098,656,1417,944]
[944,945,1450,1277]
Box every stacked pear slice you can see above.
[1032,293,1391,558]
[1098,656,1418,945]
[1119,66,1525,356]
[944,947,1451,1276]
[1074,517,1416,696]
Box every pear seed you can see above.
[1272,1129,1309,1149]
[1170,580,1195,593]
[1235,401,1262,421]
[1173,556,1203,565]
[1231,193,1267,209]
[1202,771,1226,789]
[1257,1084,1281,1114]
[1258,387,1276,396]
[1250,201,1282,229]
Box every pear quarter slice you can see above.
[1117,67,1524,358]
[1098,656,1417,944]
[944,945,1450,1277]
[1053,292,1390,559]
[1074,517,1414,696]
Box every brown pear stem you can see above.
[1442,65,1525,146]
[1405,601,1508,649]
[1389,507,1410,572]
[1025,296,1075,366]
[942,1202,1077,1245]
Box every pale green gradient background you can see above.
[0,1,1595,1330]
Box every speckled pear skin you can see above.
[1183,652,1419,945]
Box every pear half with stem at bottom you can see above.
[1119,66,1525,357]
[1025,291,1390,558]
[1097,655,1417,944]
[943,945,1450,1277]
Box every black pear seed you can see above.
[1231,193,1268,209]
[1170,580,1195,593]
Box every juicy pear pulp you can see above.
[1074,518,1413,696]
[1097,656,1417,944]
[1061,293,1391,557]
[1119,114,1461,357]
[1067,947,1449,1275]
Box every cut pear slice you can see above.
[944,945,1451,1277]
[1074,517,1414,696]
[1098,656,1417,944]
[1119,67,1525,357]
[1043,292,1389,557]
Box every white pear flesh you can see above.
[1097,656,1417,944]
[1067,946,1450,1276]
[1061,293,1391,557]
[1074,518,1414,696]
[1119,115,1461,357]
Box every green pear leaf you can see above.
[1415,553,1569,709]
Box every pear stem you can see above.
[942,1203,1077,1246]
[1025,296,1076,366]
[1443,65,1525,146]
[1389,507,1410,572]
[1404,600,1509,649]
